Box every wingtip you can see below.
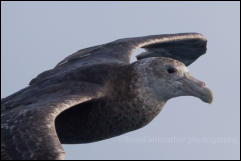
[187,32,207,41]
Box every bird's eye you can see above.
[167,67,177,74]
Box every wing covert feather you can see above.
[1,82,104,160]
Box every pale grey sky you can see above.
[1,1,240,160]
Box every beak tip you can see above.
[204,88,213,104]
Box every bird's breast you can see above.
[56,97,165,144]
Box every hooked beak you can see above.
[180,73,213,104]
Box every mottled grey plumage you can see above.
[1,33,213,160]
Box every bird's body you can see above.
[55,61,166,144]
[1,33,213,160]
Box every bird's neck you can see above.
[109,64,166,124]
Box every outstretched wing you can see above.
[29,33,206,85]
[54,33,207,67]
[1,81,104,160]
[107,32,207,65]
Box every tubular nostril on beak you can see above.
[201,82,206,87]
[185,74,206,87]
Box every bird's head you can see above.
[134,57,213,104]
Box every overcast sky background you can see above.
[1,1,240,160]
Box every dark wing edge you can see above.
[55,44,102,67]
[53,33,207,67]
[1,82,104,160]
[108,32,207,66]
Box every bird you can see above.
[1,33,213,160]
